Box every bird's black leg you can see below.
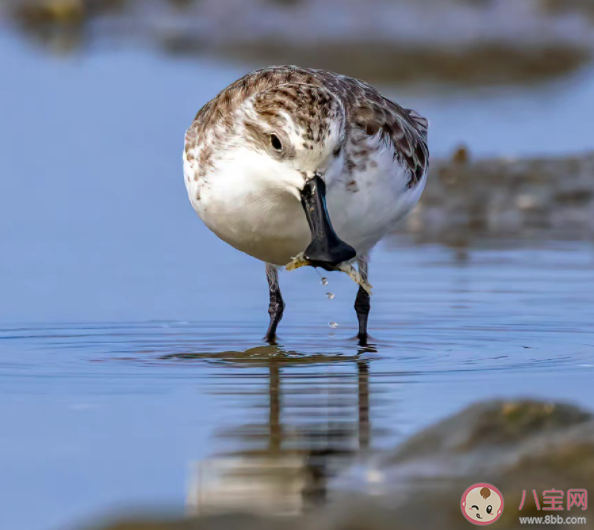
[354,256,370,346]
[265,264,285,343]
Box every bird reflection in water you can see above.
[167,345,380,515]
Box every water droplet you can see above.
[326,292,335,300]
[321,277,328,286]
[328,321,339,329]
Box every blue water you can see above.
[1,25,594,530]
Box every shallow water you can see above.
[1,24,594,530]
[2,239,594,529]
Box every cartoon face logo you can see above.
[461,483,504,525]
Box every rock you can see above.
[402,151,594,242]
[334,400,594,528]
[378,400,594,485]
[12,0,86,26]
[389,400,592,460]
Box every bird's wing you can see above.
[349,93,430,187]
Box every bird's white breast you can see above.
[328,135,427,253]
[185,146,311,266]
[184,136,426,266]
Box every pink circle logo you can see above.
[461,483,504,525]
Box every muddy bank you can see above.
[81,400,594,529]
[402,149,594,244]
[4,0,594,85]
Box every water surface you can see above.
[1,25,594,530]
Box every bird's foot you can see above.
[357,332,369,347]
[264,331,279,344]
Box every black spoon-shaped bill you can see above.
[300,175,357,270]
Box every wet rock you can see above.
[10,0,122,26]
[539,0,594,22]
[380,400,594,484]
[389,400,592,460]
[7,0,124,52]
[403,150,594,243]
[336,400,594,528]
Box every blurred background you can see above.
[0,1,593,529]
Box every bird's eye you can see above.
[486,505,492,514]
[270,134,283,151]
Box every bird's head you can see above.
[238,83,356,268]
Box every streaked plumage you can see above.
[183,65,429,343]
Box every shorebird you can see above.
[184,66,429,344]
